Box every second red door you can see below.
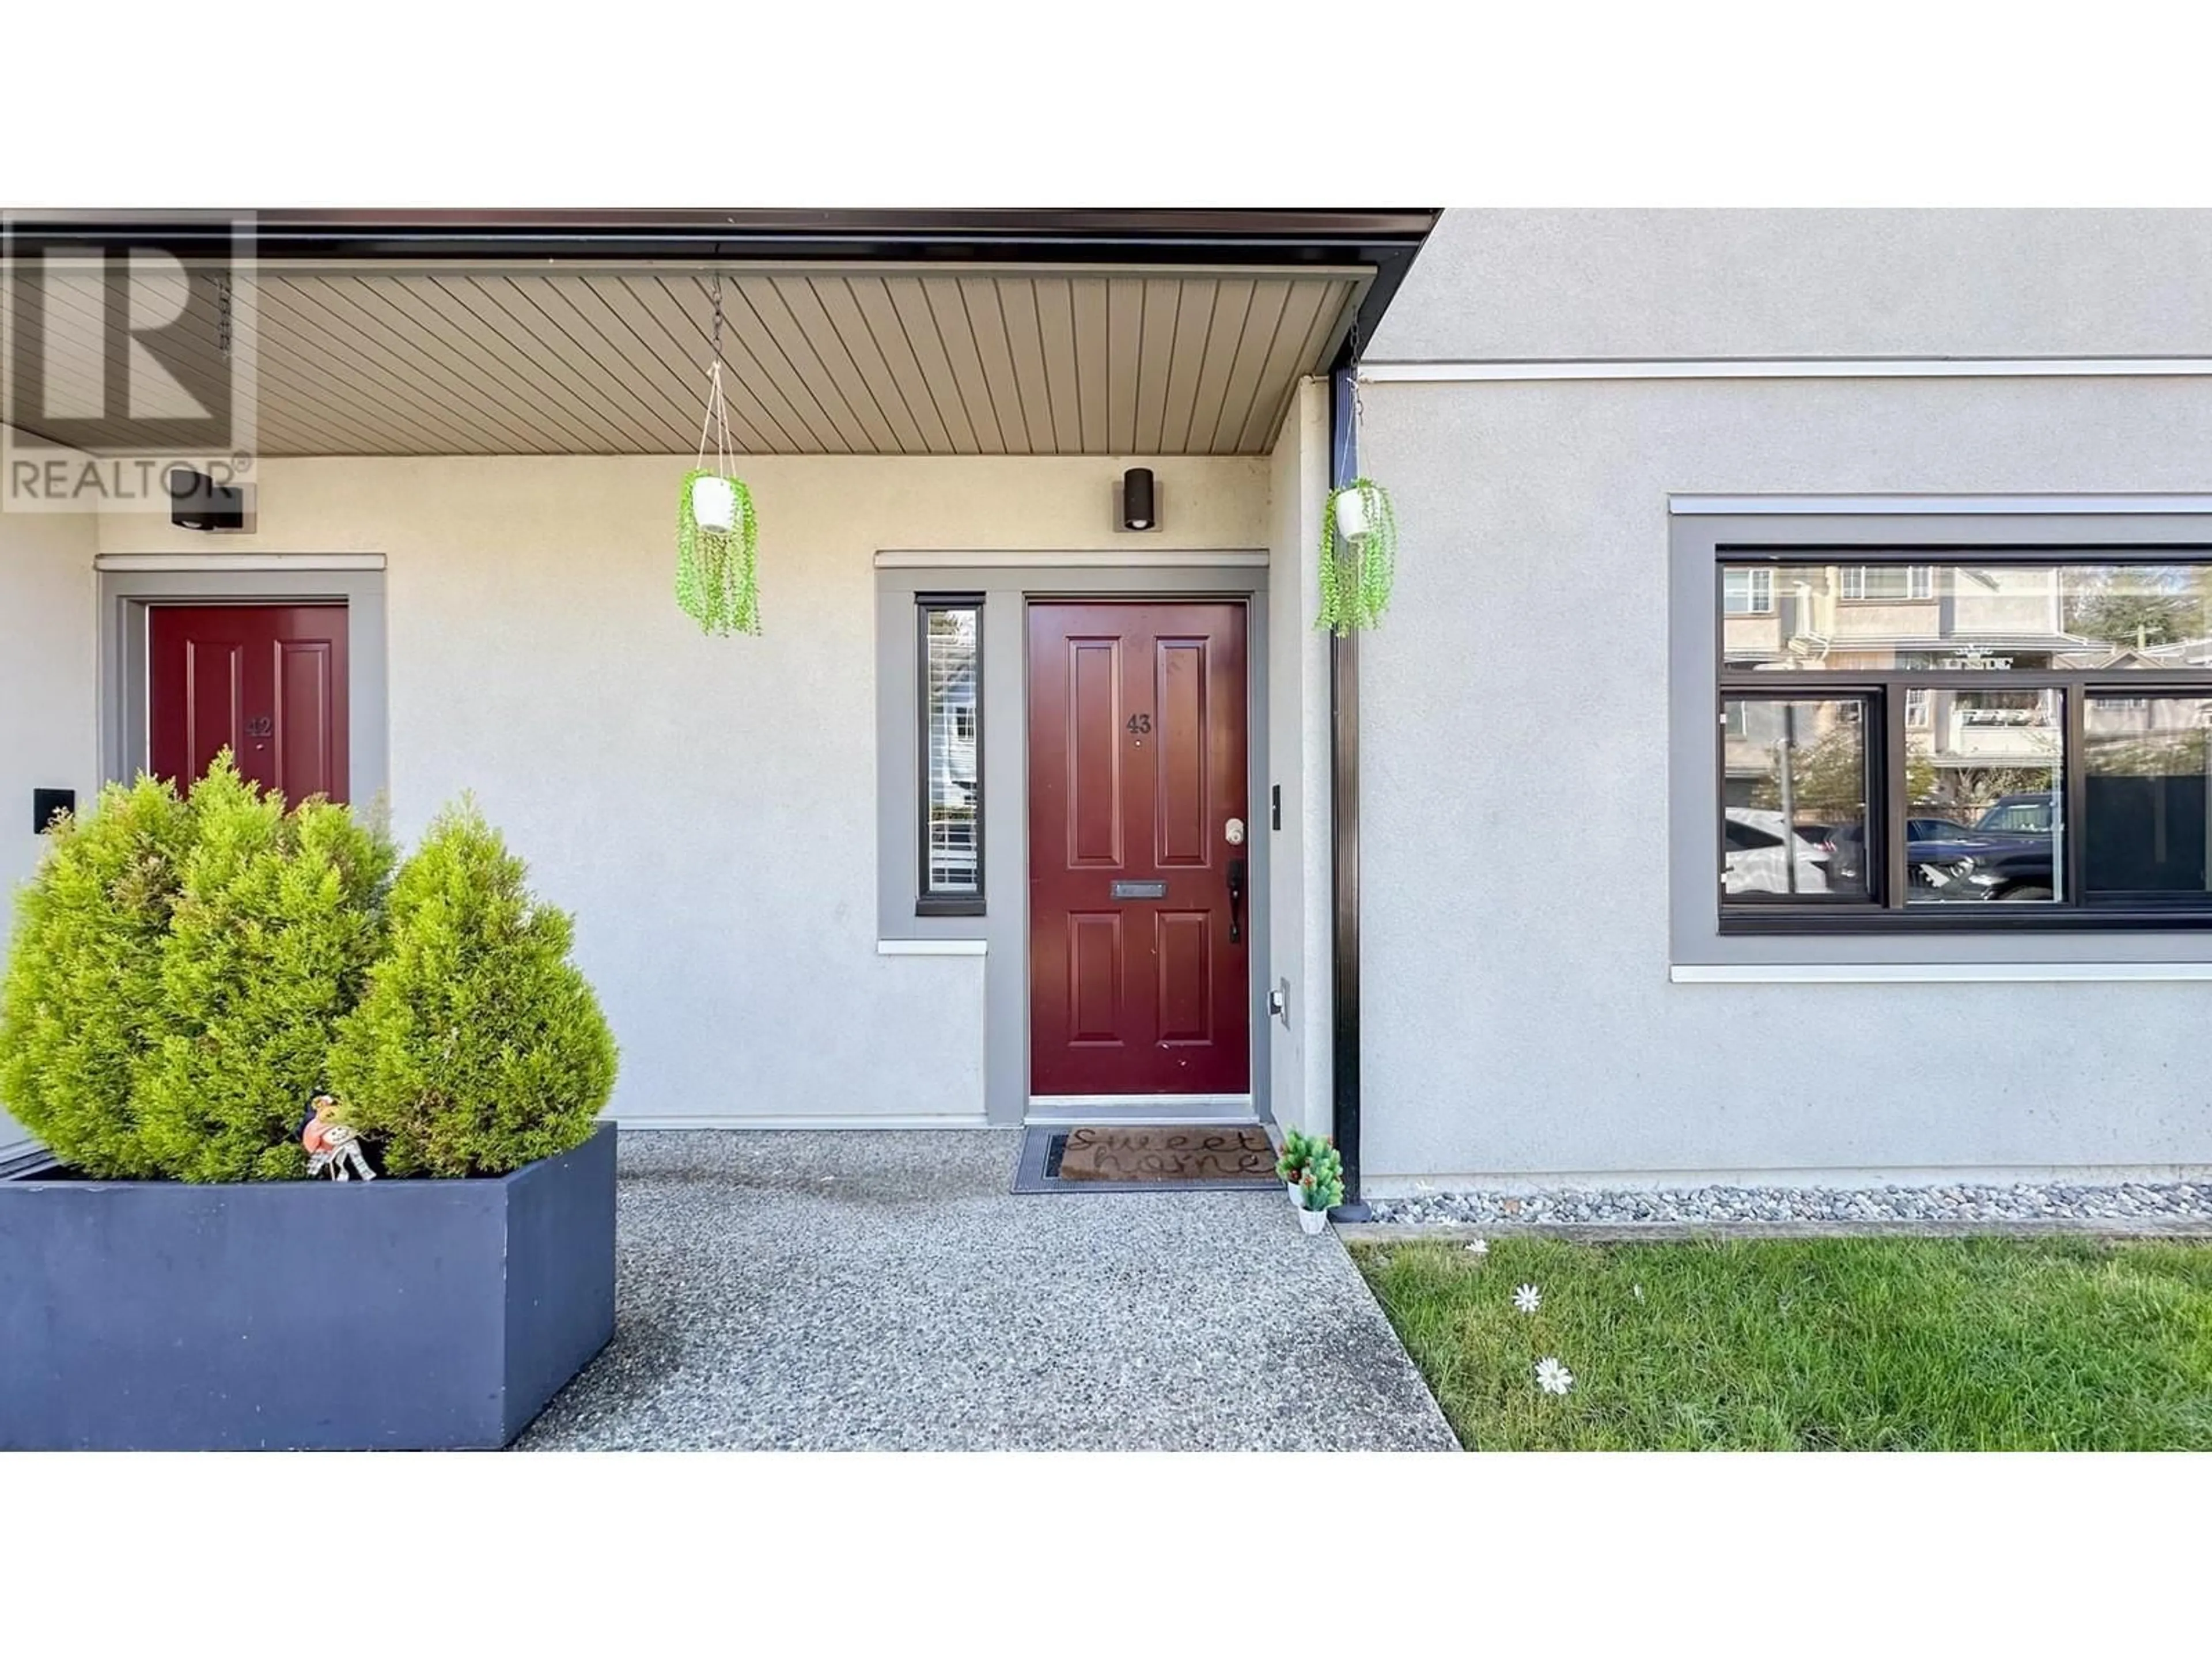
[149,605,349,805]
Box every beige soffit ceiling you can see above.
[13,260,1368,458]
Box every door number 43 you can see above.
[1125,713,1153,736]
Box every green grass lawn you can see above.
[1353,1236,2212,1450]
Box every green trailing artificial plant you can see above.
[676,465,761,636]
[1316,478,1397,635]
[676,280,763,637]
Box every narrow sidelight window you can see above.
[918,597,984,914]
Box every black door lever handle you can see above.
[1226,857,1247,945]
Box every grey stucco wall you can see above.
[0,497,99,1157]
[1358,373,2212,1185]
[1265,379,1334,1137]
[1368,210,2212,362]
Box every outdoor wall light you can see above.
[166,467,254,533]
[1120,467,1157,532]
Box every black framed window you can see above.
[1715,553,2212,930]
[918,596,983,916]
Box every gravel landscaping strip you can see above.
[1369,1180,2212,1229]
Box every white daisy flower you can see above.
[1464,1238,1490,1256]
[1535,1357,1575,1396]
[1513,1283,1541,1313]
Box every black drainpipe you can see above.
[1328,364,1368,1219]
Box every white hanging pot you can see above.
[692,474,738,533]
[1334,486,1370,540]
[1297,1206,1330,1236]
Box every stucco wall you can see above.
[1264,380,1333,1138]
[1358,373,2212,1188]
[89,454,1270,1127]
[0,494,99,1153]
[1369,210,2212,362]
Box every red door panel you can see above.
[1029,601,1248,1097]
[275,639,339,804]
[150,605,350,805]
[1067,912,1124,1044]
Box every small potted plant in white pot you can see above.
[1293,1141,1345,1235]
[1275,1126,1324,1203]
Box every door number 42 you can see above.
[1125,713,1153,736]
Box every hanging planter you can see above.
[1317,476,1396,635]
[691,473,740,534]
[675,278,762,637]
[676,461,758,637]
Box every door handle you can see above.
[1227,857,1247,945]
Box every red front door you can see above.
[1028,601,1250,1097]
[149,605,350,805]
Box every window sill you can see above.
[1676,961,2212,983]
[1721,906,2212,934]
[876,938,987,957]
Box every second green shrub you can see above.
[327,802,616,1178]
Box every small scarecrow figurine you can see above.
[300,1092,376,1181]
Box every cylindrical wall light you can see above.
[1121,467,1157,532]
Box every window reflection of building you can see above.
[1717,558,2212,912]
[1725,562,2212,816]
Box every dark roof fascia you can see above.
[3,209,1439,368]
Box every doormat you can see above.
[1011,1126,1282,1195]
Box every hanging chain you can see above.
[1348,317,1363,461]
[217,272,234,362]
[695,270,735,476]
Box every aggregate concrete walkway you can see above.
[520,1130,1457,1452]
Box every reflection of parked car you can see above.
[1723,808,1830,895]
[1823,817,1978,887]
[1912,794,2059,901]
[1918,839,2055,902]
[1823,807,2060,900]
[1975,791,2059,835]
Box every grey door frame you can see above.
[874,552,1271,1127]
[95,560,389,806]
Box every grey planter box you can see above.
[0,1121,616,1450]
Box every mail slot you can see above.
[1111,880,1168,900]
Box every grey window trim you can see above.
[97,563,389,810]
[1673,505,2212,969]
[915,593,985,918]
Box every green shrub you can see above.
[0,775,195,1176]
[328,801,616,1178]
[137,757,395,1183]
